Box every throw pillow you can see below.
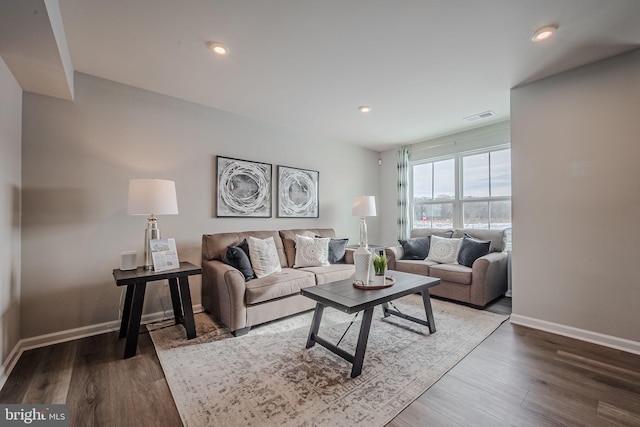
[426,235,462,264]
[317,236,349,264]
[248,236,282,278]
[457,234,491,268]
[398,237,430,260]
[225,242,255,281]
[294,235,330,267]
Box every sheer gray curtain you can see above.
[397,147,411,240]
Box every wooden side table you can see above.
[112,261,202,359]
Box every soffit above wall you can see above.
[0,0,74,101]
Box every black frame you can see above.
[277,165,319,218]
[216,156,272,217]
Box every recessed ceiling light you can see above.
[532,25,558,42]
[206,41,229,56]
[359,105,371,113]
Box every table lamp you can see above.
[127,179,179,270]
[352,196,376,283]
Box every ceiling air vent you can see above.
[463,110,496,122]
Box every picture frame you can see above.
[277,165,319,218]
[150,238,180,272]
[216,156,272,217]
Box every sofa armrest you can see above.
[469,251,508,307]
[201,259,248,332]
[385,246,404,270]
[344,248,355,264]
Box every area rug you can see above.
[148,295,508,427]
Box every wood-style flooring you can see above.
[2,297,639,426]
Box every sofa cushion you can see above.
[299,264,355,285]
[225,239,255,281]
[457,234,491,267]
[279,228,336,267]
[410,229,454,239]
[427,236,462,264]
[429,264,472,285]
[451,229,507,253]
[294,235,330,267]
[394,259,438,276]
[245,268,316,305]
[398,237,430,260]
[202,230,288,267]
[248,236,282,278]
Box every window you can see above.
[411,147,511,230]
[412,158,455,229]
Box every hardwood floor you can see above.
[2,297,639,426]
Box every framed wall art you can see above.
[216,156,272,217]
[277,165,319,218]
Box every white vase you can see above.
[373,274,385,285]
[353,246,371,283]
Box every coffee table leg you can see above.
[351,307,374,378]
[421,290,436,333]
[382,302,390,318]
[306,303,325,348]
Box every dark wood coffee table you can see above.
[301,270,441,377]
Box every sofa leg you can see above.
[232,327,250,337]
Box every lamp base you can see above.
[144,215,160,270]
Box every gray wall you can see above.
[0,57,22,369]
[21,72,380,339]
[511,49,640,342]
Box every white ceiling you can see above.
[9,1,640,152]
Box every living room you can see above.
[1,1,640,425]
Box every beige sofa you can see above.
[386,228,508,308]
[202,228,355,336]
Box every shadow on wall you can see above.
[21,187,94,226]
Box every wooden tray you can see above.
[353,276,395,290]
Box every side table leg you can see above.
[351,307,374,378]
[119,285,134,338]
[421,289,436,334]
[168,278,183,324]
[306,303,325,349]
[178,276,196,339]
[124,283,146,359]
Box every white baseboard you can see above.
[0,305,204,390]
[510,314,640,356]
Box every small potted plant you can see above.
[372,253,388,285]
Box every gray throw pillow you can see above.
[328,238,349,264]
[225,239,255,281]
[398,237,430,260]
[316,236,349,264]
[457,234,491,267]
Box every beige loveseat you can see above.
[202,228,355,336]
[386,228,508,308]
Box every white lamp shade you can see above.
[352,196,376,217]
[127,179,179,215]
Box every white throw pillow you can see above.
[426,235,462,264]
[248,236,282,278]
[294,235,330,268]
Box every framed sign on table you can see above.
[277,165,319,218]
[216,156,272,217]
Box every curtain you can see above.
[397,147,411,240]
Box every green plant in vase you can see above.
[372,254,388,278]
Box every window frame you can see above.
[410,144,511,230]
